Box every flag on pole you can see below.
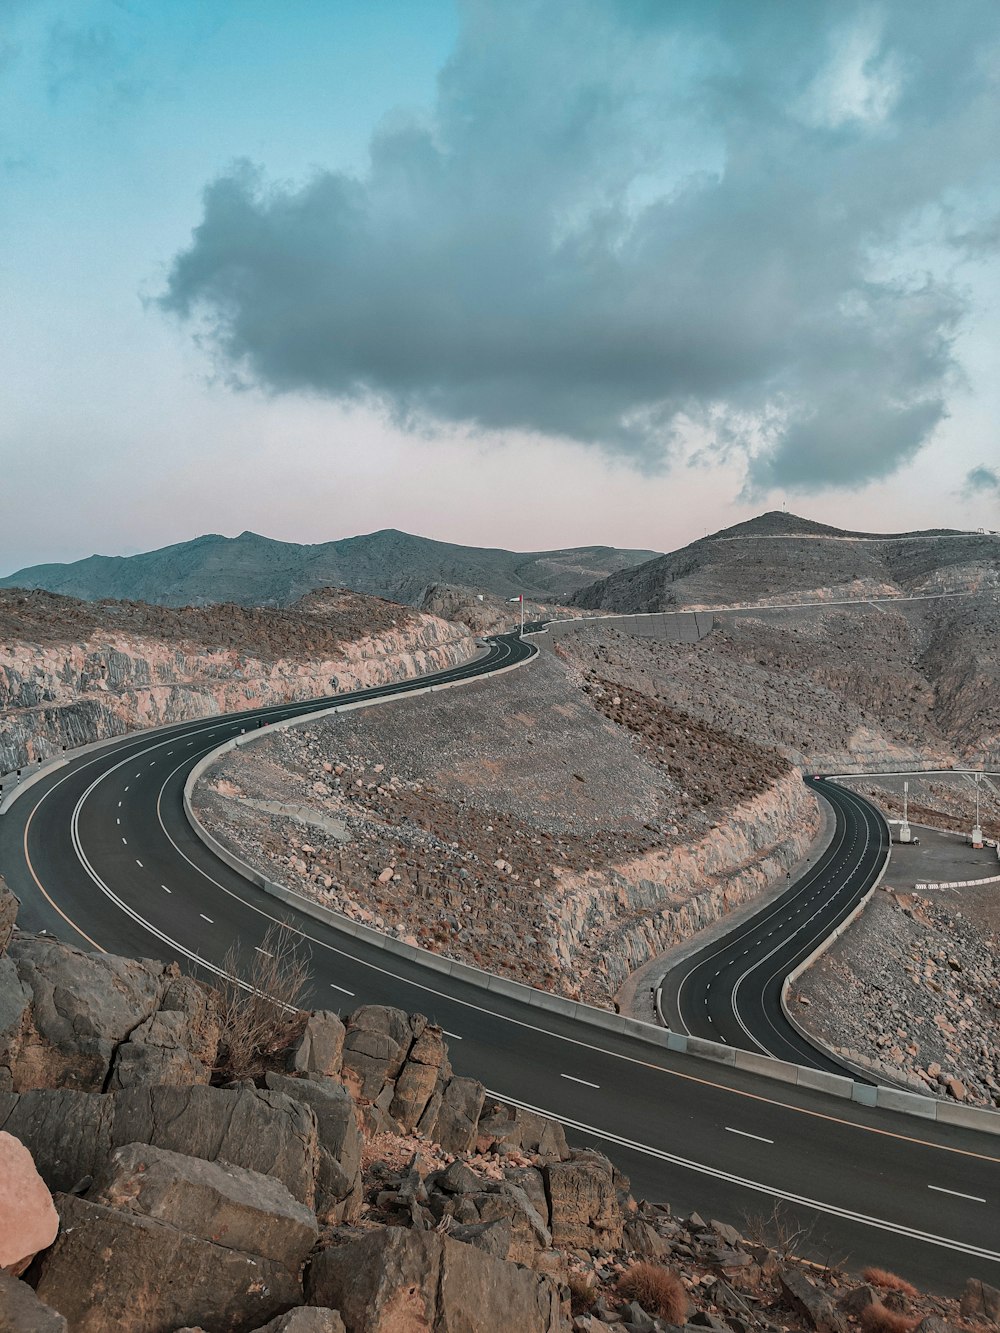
[509,594,523,603]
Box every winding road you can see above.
[661,778,888,1076]
[1,633,998,1293]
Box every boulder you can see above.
[839,1285,878,1315]
[545,1151,623,1251]
[0,1131,59,1276]
[107,1011,211,1090]
[0,956,31,1085]
[3,937,166,1091]
[264,1073,362,1221]
[389,1053,442,1131]
[340,1006,412,1100]
[478,1101,570,1160]
[0,1088,112,1195]
[159,972,222,1067]
[255,1313,347,1332]
[0,1084,319,1207]
[428,1179,552,1266]
[306,1226,563,1332]
[0,876,16,957]
[91,1142,319,1269]
[110,1084,320,1207]
[449,1218,514,1259]
[0,1271,67,1332]
[960,1278,1000,1322]
[289,1012,346,1079]
[33,1194,301,1333]
[427,1075,485,1154]
[778,1266,847,1333]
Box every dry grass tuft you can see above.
[617,1263,688,1323]
[861,1268,920,1300]
[860,1303,920,1333]
[214,922,311,1080]
[567,1272,597,1314]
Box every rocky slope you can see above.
[195,652,819,1007]
[0,587,478,775]
[0,885,996,1327]
[556,596,1000,770]
[571,511,999,613]
[1,529,659,608]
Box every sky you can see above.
[2,0,999,576]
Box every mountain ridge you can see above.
[571,510,997,611]
[1,528,660,608]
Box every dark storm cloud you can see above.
[160,0,1000,491]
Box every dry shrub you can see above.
[617,1263,688,1323]
[860,1303,920,1333]
[214,922,311,1080]
[567,1272,596,1314]
[862,1268,920,1300]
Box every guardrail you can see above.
[184,662,1000,1139]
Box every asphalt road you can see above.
[1,634,998,1293]
[660,779,889,1077]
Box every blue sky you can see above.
[2,1,999,574]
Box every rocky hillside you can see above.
[1,529,659,608]
[0,884,995,1326]
[556,594,1000,770]
[195,652,819,1008]
[571,511,999,612]
[0,587,477,774]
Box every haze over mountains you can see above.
[571,511,999,612]
[0,529,659,608]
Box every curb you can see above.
[183,663,1000,1139]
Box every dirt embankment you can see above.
[0,587,477,773]
[195,650,819,1006]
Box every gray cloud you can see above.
[962,465,1000,498]
[160,0,1000,492]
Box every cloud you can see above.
[160,0,1000,492]
[962,465,1000,498]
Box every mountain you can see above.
[0,529,660,608]
[571,510,998,611]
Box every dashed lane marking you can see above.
[161,885,171,893]
[199,914,214,924]
[442,1030,463,1040]
[135,860,143,868]
[928,1185,986,1203]
[726,1126,774,1144]
[330,983,355,996]
[561,1074,600,1090]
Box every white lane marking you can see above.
[492,1091,1000,1265]
[330,983,355,996]
[117,801,122,808]
[135,859,143,868]
[161,885,171,893]
[726,1126,774,1144]
[200,914,214,924]
[442,1030,463,1040]
[116,818,120,825]
[928,1184,986,1203]
[561,1074,600,1089]
[121,837,127,845]
[254,946,273,957]
[124,785,129,791]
